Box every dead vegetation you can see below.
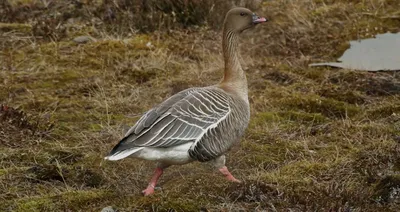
[1,0,400,211]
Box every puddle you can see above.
[310,32,400,71]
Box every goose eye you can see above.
[240,12,245,16]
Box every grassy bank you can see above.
[1,0,400,211]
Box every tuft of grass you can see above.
[11,190,114,212]
[0,23,31,33]
[254,110,328,124]
[279,94,361,118]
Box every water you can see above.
[310,32,400,71]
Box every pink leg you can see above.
[219,166,241,183]
[142,167,163,196]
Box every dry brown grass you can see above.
[1,0,400,211]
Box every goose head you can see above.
[223,7,268,33]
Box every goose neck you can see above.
[222,29,242,78]
[220,28,248,100]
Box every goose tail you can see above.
[104,147,143,161]
[104,137,144,161]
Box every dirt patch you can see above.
[27,164,65,183]
[281,95,361,119]
[262,70,296,85]
[317,86,366,104]
[0,105,54,147]
[374,175,400,204]
[329,72,400,97]
[49,150,84,165]
[227,181,279,203]
[27,164,106,188]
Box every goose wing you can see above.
[107,87,231,157]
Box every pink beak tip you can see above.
[254,17,268,24]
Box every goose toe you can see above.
[142,187,155,196]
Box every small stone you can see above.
[146,41,154,48]
[73,35,95,44]
[101,206,116,212]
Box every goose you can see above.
[105,7,268,196]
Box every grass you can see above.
[1,0,400,211]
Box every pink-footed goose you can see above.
[105,7,267,196]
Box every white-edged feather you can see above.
[104,147,144,161]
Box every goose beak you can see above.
[252,14,268,24]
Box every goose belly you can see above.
[135,142,194,165]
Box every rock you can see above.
[101,206,116,212]
[73,35,96,44]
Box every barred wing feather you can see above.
[107,87,231,157]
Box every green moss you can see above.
[253,112,279,123]
[241,140,305,165]
[1,150,52,168]
[26,163,106,189]
[293,67,329,81]
[0,169,6,176]
[155,198,205,211]
[360,123,396,137]
[19,96,58,112]
[0,167,29,176]
[89,123,103,131]
[7,0,41,6]
[367,105,400,120]
[53,110,96,127]
[280,94,361,118]
[84,35,152,54]
[252,110,328,126]
[48,150,84,165]
[15,196,55,212]
[242,153,281,170]
[279,110,328,123]
[117,68,158,84]
[317,85,365,104]
[279,161,330,177]
[260,160,341,199]
[12,190,113,212]
[0,23,31,33]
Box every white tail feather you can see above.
[104,147,144,161]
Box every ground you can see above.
[1,0,400,211]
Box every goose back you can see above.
[107,86,250,162]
